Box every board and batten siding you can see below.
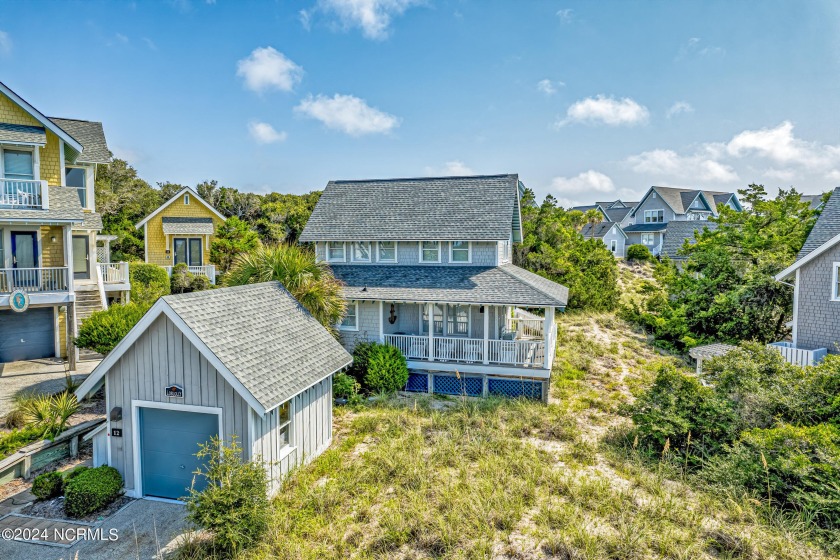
[251,376,333,495]
[106,314,250,495]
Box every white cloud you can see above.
[115,33,129,44]
[677,37,725,60]
[248,121,287,144]
[305,0,422,40]
[537,79,564,96]
[725,121,840,169]
[627,149,740,183]
[294,94,400,136]
[666,101,694,118]
[424,161,476,176]
[236,47,303,94]
[142,37,157,50]
[763,168,796,181]
[0,31,10,56]
[550,170,616,194]
[558,95,649,127]
[556,8,573,22]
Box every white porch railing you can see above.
[505,317,544,339]
[768,342,827,367]
[165,264,216,285]
[383,334,546,368]
[0,267,68,293]
[98,262,129,284]
[0,178,46,209]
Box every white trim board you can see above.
[776,231,840,280]
[134,186,226,229]
[0,81,84,155]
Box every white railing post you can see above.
[427,303,434,361]
[40,180,49,209]
[543,306,554,369]
[378,301,384,343]
[483,305,490,365]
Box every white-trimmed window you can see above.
[641,233,655,246]
[833,263,840,301]
[420,241,441,263]
[275,401,292,448]
[421,304,444,335]
[610,239,617,253]
[65,167,87,207]
[340,301,359,331]
[184,193,190,205]
[644,210,664,223]
[377,241,396,262]
[450,241,471,263]
[352,241,371,262]
[327,241,345,262]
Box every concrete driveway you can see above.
[0,498,189,560]
[0,359,99,417]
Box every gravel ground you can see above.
[0,358,100,418]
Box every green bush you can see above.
[16,391,79,439]
[32,471,64,500]
[364,344,409,394]
[189,273,212,292]
[333,371,361,402]
[63,465,89,483]
[0,425,44,460]
[704,424,840,531]
[626,244,652,262]
[171,263,213,294]
[75,303,148,354]
[129,262,170,306]
[186,436,269,553]
[347,341,377,384]
[63,465,124,518]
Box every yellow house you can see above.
[0,81,129,367]
[135,187,225,284]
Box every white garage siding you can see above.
[106,314,250,496]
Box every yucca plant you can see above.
[224,244,346,335]
[18,391,79,439]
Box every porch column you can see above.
[427,303,434,361]
[378,301,384,342]
[65,303,76,371]
[482,304,490,365]
[543,306,555,369]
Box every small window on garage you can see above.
[277,401,291,447]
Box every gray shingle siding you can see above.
[795,244,840,353]
[632,194,675,225]
[798,186,840,260]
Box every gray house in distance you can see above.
[299,174,569,401]
[772,186,840,365]
[75,283,352,499]
[580,221,629,257]
[624,186,741,255]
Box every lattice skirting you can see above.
[404,372,429,393]
[432,374,483,397]
[488,377,544,400]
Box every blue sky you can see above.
[1,0,839,205]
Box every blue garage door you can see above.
[0,308,54,362]
[139,407,218,500]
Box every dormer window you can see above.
[184,193,190,205]
[420,241,440,263]
[377,241,396,262]
[352,241,371,262]
[644,210,664,223]
[450,241,471,263]
[327,241,345,262]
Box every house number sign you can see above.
[165,384,184,398]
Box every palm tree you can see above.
[583,209,602,240]
[224,244,346,335]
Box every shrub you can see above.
[129,262,170,306]
[0,425,45,460]
[76,303,148,354]
[363,344,409,394]
[625,364,737,461]
[189,273,212,292]
[63,465,124,518]
[347,341,376,384]
[626,244,652,262]
[63,465,89,482]
[186,436,269,553]
[32,471,64,500]
[704,424,840,530]
[333,372,361,402]
[17,391,79,439]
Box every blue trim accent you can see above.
[404,372,428,393]
[488,378,543,400]
[432,374,482,397]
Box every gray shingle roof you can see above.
[0,122,46,144]
[0,185,85,223]
[330,264,569,308]
[597,200,638,209]
[636,187,735,216]
[299,174,519,242]
[604,206,633,223]
[163,282,352,411]
[800,194,825,211]
[798,187,840,259]
[623,223,667,233]
[80,211,103,230]
[162,217,215,235]
[580,222,619,239]
[49,118,110,164]
[660,220,717,259]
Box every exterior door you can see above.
[72,236,90,279]
[139,407,218,500]
[173,238,203,267]
[0,308,55,362]
[11,232,37,288]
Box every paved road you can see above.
[0,359,99,417]
[0,498,189,560]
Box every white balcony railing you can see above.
[383,334,546,368]
[0,267,68,293]
[98,262,129,284]
[505,317,544,339]
[0,178,46,209]
[768,342,828,367]
[165,264,216,285]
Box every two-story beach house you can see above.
[135,187,225,284]
[771,186,840,366]
[0,82,129,367]
[299,174,569,401]
[572,200,636,257]
[624,186,741,257]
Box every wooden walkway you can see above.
[0,513,94,547]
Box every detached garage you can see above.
[74,282,352,500]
